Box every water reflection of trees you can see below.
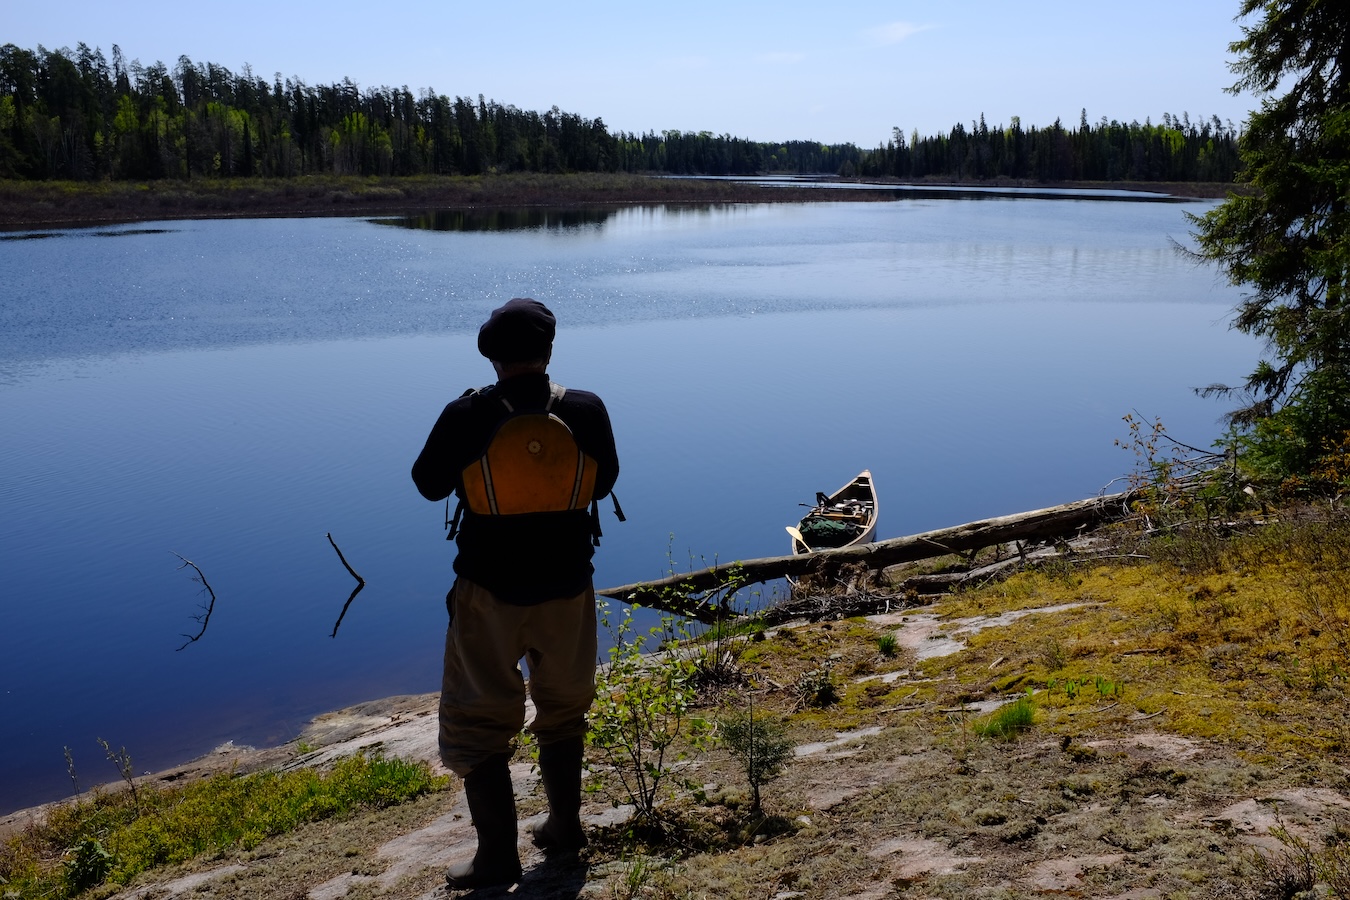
[370,208,613,233]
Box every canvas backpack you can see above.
[446,383,622,542]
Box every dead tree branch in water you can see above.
[328,532,366,638]
[174,553,217,651]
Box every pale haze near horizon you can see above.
[6,0,1257,147]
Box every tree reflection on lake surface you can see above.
[371,207,615,232]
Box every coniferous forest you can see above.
[0,43,1242,184]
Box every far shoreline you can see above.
[0,173,1242,231]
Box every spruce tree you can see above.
[1190,0,1350,484]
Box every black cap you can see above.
[477,298,556,362]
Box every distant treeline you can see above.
[0,43,1242,184]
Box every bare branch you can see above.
[328,532,367,638]
[173,553,217,651]
[330,582,366,639]
[327,532,365,584]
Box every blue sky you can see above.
[6,0,1258,146]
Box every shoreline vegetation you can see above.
[0,173,1241,231]
[0,45,1245,192]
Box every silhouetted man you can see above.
[412,298,619,889]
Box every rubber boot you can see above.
[531,736,588,854]
[446,753,522,890]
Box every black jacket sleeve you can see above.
[411,392,478,502]
[563,389,620,502]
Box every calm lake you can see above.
[0,196,1255,813]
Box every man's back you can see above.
[412,371,618,604]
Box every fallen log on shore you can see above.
[597,490,1140,622]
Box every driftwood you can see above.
[895,555,1030,594]
[598,490,1140,622]
[763,583,924,625]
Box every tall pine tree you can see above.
[1190,0,1350,485]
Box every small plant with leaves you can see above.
[876,633,898,658]
[717,708,793,814]
[1116,413,1188,526]
[792,660,838,710]
[687,562,775,695]
[606,852,658,900]
[63,746,80,798]
[1050,677,1094,702]
[1095,675,1124,699]
[588,601,709,827]
[1115,412,1236,527]
[688,613,758,695]
[1049,675,1124,703]
[97,738,139,810]
[1039,637,1067,672]
[62,836,114,895]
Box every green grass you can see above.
[973,693,1035,740]
[0,753,448,898]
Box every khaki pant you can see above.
[438,578,597,777]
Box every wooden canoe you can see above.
[789,469,878,555]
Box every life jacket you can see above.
[445,383,623,543]
[460,383,598,516]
